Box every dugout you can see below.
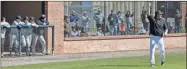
[1,1,48,53]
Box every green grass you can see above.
[3,52,186,69]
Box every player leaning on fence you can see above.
[147,3,168,67]
[9,15,24,56]
[30,17,39,55]
[23,16,33,56]
[1,17,10,57]
[19,16,27,56]
[31,14,49,56]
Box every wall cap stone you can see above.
[65,33,186,41]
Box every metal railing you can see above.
[1,24,55,56]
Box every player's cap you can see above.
[23,16,29,20]
[30,17,35,20]
[16,15,22,19]
[39,14,46,20]
[41,14,46,18]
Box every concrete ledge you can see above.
[64,33,186,41]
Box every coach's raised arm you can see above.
[146,2,168,67]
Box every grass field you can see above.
[3,52,186,69]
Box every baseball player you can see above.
[23,16,32,56]
[10,15,25,56]
[19,17,27,56]
[1,17,10,57]
[147,4,168,67]
[31,14,49,55]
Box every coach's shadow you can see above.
[98,64,148,67]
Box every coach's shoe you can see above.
[150,64,155,67]
[161,61,165,66]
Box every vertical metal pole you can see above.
[51,26,54,55]
[42,1,45,14]
[104,1,106,36]
[67,5,69,15]
[166,2,168,22]
[155,1,157,11]
[186,2,187,33]
[0,1,2,68]
[134,1,136,35]
[19,29,21,56]
[165,1,167,20]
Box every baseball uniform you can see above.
[1,21,10,56]
[24,22,33,55]
[31,20,49,55]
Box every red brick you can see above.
[47,2,64,54]
[45,2,186,55]
[63,36,185,53]
[180,2,187,28]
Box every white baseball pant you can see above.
[1,38,5,56]
[150,35,165,65]
[25,34,32,55]
[31,33,46,55]
[9,33,19,54]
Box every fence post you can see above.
[104,1,106,36]
[51,25,54,55]
[19,28,21,56]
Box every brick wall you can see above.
[47,2,64,54]
[61,34,186,54]
[45,2,186,55]
[180,2,187,28]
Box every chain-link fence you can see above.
[64,1,186,38]
[65,5,104,33]
[157,2,186,33]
